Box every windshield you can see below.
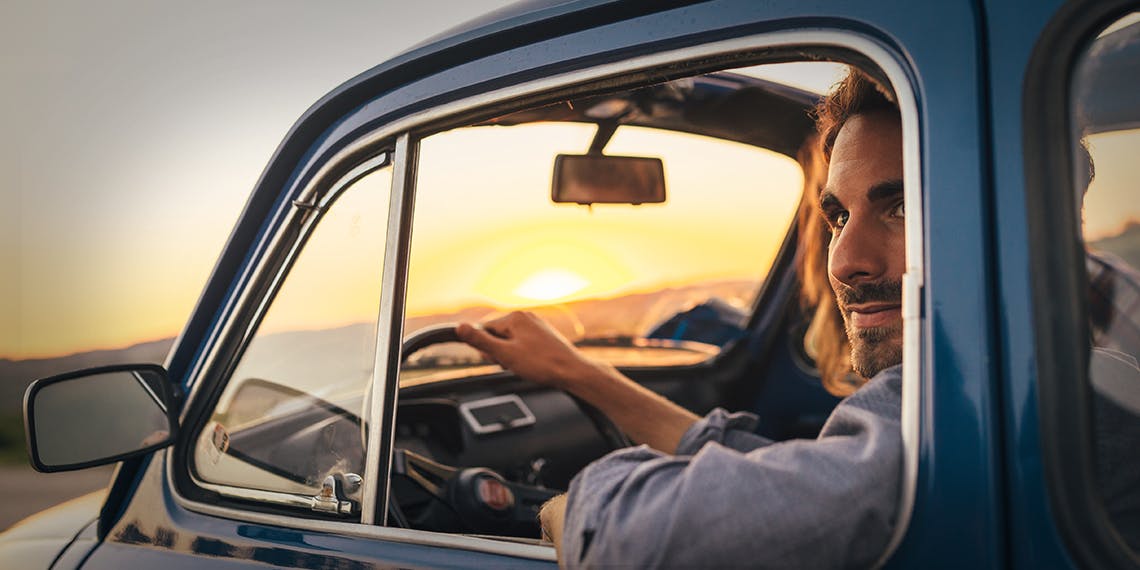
[402,98,806,383]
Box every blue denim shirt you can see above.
[561,365,903,568]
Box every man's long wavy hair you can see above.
[797,69,899,397]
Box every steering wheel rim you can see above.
[401,323,462,357]
[379,323,632,530]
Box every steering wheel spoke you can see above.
[393,449,458,500]
[392,448,558,535]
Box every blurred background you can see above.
[0,0,512,530]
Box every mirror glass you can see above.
[552,154,666,204]
[30,368,173,471]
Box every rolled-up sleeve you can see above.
[675,408,773,455]
[560,366,903,568]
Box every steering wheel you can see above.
[386,324,632,532]
[401,323,632,450]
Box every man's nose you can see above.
[828,215,888,287]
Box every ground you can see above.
[0,464,113,531]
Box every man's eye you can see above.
[831,211,849,230]
[890,201,905,218]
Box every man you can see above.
[457,70,906,567]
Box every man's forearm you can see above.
[567,361,699,453]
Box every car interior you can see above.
[185,58,868,543]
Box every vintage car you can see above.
[2,0,1138,567]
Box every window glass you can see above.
[192,165,391,498]
[1072,11,1140,553]
[401,72,807,385]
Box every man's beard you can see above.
[833,279,903,378]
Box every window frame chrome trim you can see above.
[171,28,923,565]
[362,133,418,526]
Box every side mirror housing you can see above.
[24,364,179,473]
[551,154,666,205]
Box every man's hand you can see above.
[539,493,569,563]
[457,311,700,453]
[456,311,610,390]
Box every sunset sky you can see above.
[407,122,805,315]
[0,0,516,359]
[3,2,1136,361]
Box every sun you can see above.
[513,268,590,302]
[472,236,636,307]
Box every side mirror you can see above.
[24,364,179,473]
[552,154,666,205]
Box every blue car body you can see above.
[2,0,1136,567]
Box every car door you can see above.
[992,0,1140,567]
[74,1,995,567]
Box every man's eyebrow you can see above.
[866,180,904,202]
[818,180,904,214]
[818,189,841,213]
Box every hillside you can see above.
[1,278,754,414]
[0,338,174,414]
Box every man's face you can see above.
[820,111,905,378]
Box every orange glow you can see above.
[475,237,634,306]
[6,78,819,361]
[404,122,804,319]
[512,269,590,302]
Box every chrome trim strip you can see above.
[875,57,922,569]
[173,28,923,564]
[203,480,322,511]
[361,134,414,525]
[132,371,167,414]
[314,152,390,211]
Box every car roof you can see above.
[399,0,691,59]
[477,71,820,157]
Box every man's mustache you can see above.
[834,280,902,309]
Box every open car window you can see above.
[387,61,865,540]
[400,64,841,386]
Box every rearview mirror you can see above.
[552,154,666,205]
[24,364,178,472]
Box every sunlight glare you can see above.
[513,268,590,301]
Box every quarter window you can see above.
[191,164,392,502]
